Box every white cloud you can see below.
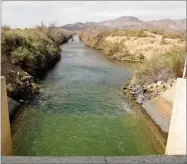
[2,1,186,28]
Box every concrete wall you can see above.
[165,78,186,155]
[142,87,173,133]
[1,77,13,156]
[2,155,187,164]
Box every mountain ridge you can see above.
[61,16,186,32]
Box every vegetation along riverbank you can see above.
[1,24,73,118]
[79,27,186,103]
[79,27,186,134]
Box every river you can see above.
[11,35,164,156]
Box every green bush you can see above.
[167,48,186,77]
[134,47,186,85]
[1,27,66,75]
[11,47,33,63]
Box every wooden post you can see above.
[1,76,13,156]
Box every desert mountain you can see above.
[97,16,143,29]
[62,16,186,32]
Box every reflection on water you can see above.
[11,36,164,156]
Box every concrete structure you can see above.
[1,77,13,156]
[2,155,187,164]
[182,54,187,78]
[142,78,186,155]
[142,85,175,133]
[165,78,186,155]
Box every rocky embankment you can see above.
[1,55,40,101]
[123,79,176,105]
[1,55,41,119]
[1,26,73,118]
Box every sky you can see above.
[2,1,186,28]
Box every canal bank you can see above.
[11,36,165,156]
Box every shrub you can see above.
[167,48,186,77]
[108,29,148,37]
[134,30,148,37]
[1,27,68,75]
[134,47,186,85]
[160,36,166,44]
[110,43,122,55]
[11,47,33,63]
[149,27,165,35]
[148,27,186,40]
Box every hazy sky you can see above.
[2,1,186,28]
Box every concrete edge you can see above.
[2,155,187,164]
[142,89,173,134]
[165,78,187,155]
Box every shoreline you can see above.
[80,38,144,63]
[85,44,143,63]
[119,85,167,153]
[120,84,168,138]
[5,38,73,121]
[80,32,173,139]
[81,36,172,143]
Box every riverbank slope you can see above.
[79,27,186,133]
[1,25,73,117]
[79,28,185,62]
[79,27,185,101]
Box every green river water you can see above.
[11,36,164,156]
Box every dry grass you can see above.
[147,27,186,40]
[134,47,186,85]
[109,29,148,37]
[79,27,186,65]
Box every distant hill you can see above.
[97,16,143,29]
[61,16,186,32]
[147,19,186,32]
[62,22,99,32]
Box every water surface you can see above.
[12,36,164,156]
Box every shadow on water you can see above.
[11,35,164,156]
